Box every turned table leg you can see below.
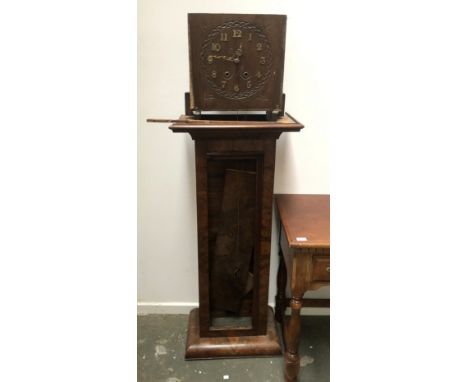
[284,295,304,382]
[275,248,287,323]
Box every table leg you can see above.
[275,248,287,323]
[284,295,304,382]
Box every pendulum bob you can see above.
[209,168,257,314]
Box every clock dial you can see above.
[201,20,273,100]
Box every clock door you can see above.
[206,154,262,335]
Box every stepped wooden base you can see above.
[185,307,282,360]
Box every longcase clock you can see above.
[149,13,304,359]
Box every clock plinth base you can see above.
[185,308,282,360]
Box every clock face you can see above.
[188,14,286,114]
[200,20,273,100]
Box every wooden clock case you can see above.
[188,13,287,119]
[170,114,303,359]
[148,13,304,359]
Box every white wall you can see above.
[138,0,330,313]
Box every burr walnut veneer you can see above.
[169,114,303,360]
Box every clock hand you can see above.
[235,43,243,57]
[230,44,243,63]
[226,46,243,63]
[208,54,240,63]
[209,54,229,60]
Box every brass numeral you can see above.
[207,55,213,64]
[232,29,242,38]
[211,42,221,52]
[220,32,228,41]
[256,42,262,51]
[211,70,217,78]
[233,84,240,92]
[259,56,266,64]
[221,80,227,89]
[256,71,262,78]
[246,80,252,89]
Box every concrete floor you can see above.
[138,313,329,382]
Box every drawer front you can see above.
[311,256,330,282]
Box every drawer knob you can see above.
[326,266,330,272]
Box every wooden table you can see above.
[274,194,330,382]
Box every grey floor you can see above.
[138,314,329,382]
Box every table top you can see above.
[275,194,330,249]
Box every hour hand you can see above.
[208,54,239,64]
